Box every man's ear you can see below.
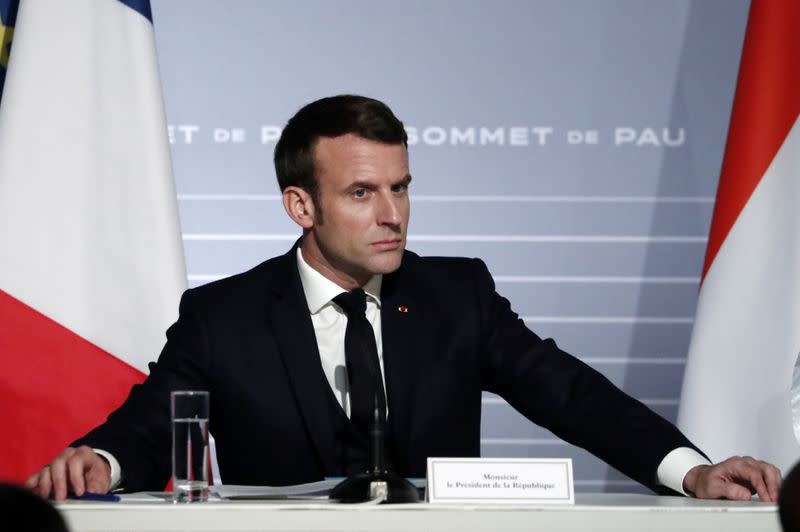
[282,186,316,229]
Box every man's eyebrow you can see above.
[347,175,412,189]
[348,180,377,190]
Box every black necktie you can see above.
[333,289,387,436]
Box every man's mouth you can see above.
[371,239,403,251]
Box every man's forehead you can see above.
[313,134,408,169]
[314,133,406,151]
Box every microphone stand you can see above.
[329,395,420,503]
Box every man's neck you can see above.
[299,240,369,290]
[295,247,383,315]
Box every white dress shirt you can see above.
[102,248,709,493]
[295,247,387,417]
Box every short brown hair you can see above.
[274,95,407,212]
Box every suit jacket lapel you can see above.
[380,255,432,466]
[264,247,339,475]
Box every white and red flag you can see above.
[678,0,800,472]
[0,0,185,482]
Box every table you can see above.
[57,493,780,532]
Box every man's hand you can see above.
[24,446,112,501]
[683,456,782,502]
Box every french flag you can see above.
[0,0,186,482]
[678,0,800,473]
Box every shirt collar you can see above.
[296,247,382,314]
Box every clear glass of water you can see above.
[171,391,210,502]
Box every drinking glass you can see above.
[171,391,210,502]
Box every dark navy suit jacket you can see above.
[76,246,697,492]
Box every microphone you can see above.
[369,394,386,475]
[329,394,420,503]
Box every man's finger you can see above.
[767,464,783,501]
[83,451,112,494]
[726,460,768,501]
[729,459,777,502]
[49,458,70,501]
[764,464,782,502]
[38,466,53,499]
[722,480,752,501]
[746,469,771,502]
[85,475,106,494]
[23,471,40,490]
[694,474,725,499]
[67,455,87,497]
[85,462,111,494]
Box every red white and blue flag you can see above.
[678,0,800,473]
[0,0,186,482]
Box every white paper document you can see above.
[212,479,340,499]
[213,478,427,500]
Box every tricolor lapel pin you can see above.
[398,305,409,313]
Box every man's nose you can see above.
[377,193,402,227]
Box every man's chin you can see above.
[369,250,404,274]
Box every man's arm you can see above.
[70,288,212,492]
[27,288,212,499]
[470,258,694,491]
[466,258,783,498]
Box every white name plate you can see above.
[426,457,574,504]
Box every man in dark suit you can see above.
[27,95,781,501]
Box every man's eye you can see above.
[391,184,408,194]
[353,188,367,198]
